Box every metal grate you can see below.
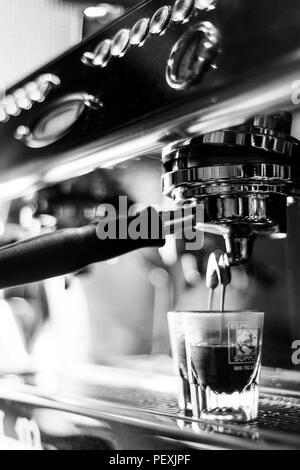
[255,395,300,434]
[89,384,300,438]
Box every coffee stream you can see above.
[206,251,231,312]
[190,252,257,395]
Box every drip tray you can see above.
[86,383,300,433]
[65,379,300,449]
[2,365,300,449]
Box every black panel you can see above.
[1,0,300,173]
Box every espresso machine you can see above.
[0,0,300,450]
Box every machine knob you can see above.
[15,93,103,148]
[166,22,219,90]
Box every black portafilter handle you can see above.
[0,207,168,289]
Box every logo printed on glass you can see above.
[228,322,260,364]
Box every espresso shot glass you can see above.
[184,311,264,422]
[168,311,192,415]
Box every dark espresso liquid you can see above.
[190,345,258,394]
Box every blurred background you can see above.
[0,0,129,88]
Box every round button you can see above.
[15,93,102,148]
[24,81,44,102]
[13,88,32,110]
[149,6,171,36]
[110,29,130,57]
[0,106,8,122]
[93,39,112,66]
[36,74,61,100]
[195,0,216,10]
[5,95,19,116]
[130,18,150,47]
[172,0,195,23]
[81,51,95,66]
[14,125,30,140]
